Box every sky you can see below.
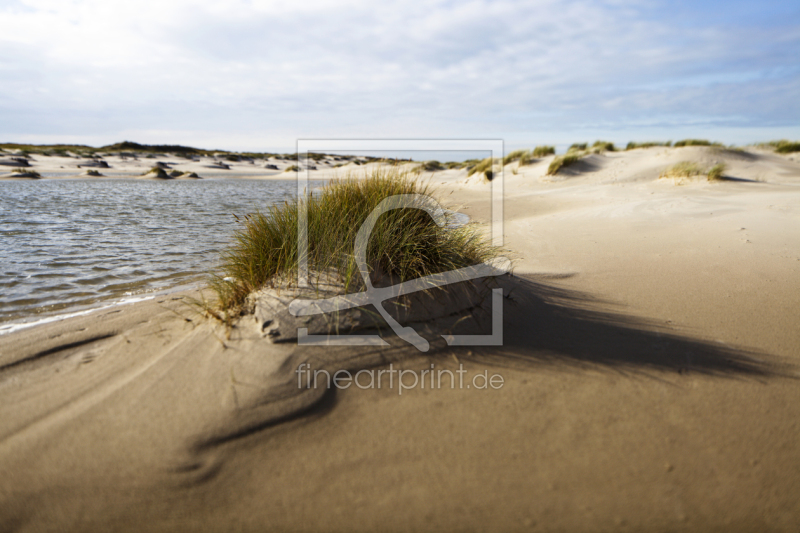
[1,0,799,153]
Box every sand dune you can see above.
[0,145,799,530]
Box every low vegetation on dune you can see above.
[673,139,723,148]
[8,168,41,178]
[546,153,582,175]
[466,157,496,180]
[285,165,301,172]
[706,163,727,181]
[532,145,555,158]
[545,140,614,176]
[503,146,556,168]
[626,141,672,150]
[143,167,169,178]
[417,160,444,172]
[590,140,616,152]
[209,169,499,316]
[659,161,704,179]
[85,169,102,176]
[660,161,728,182]
[503,150,529,165]
[762,140,800,154]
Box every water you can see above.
[0,179,312,328]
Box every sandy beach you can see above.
[1,144,800,531]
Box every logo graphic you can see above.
[292,140,506,351]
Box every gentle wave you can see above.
[0,178,312,326]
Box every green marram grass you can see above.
[504,146,556,167]
[626,141,672,150]
[417,160,445,172]
[660,161,730,182]
[591,140,616,152]
[466,157,497,179]
[659,161,705,179]
[503,150,529,165]
[764,140,800,154]
[568,143,587,152]
[706,163,727,181]
[673,139,723,148]
[210,169,499,315]
[547,153,582,175]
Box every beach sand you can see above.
[1,145,799,531]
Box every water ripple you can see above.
[0,178,311,325]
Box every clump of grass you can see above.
[503,150,529,165]
[591,140,616,152]
[169,170,183,177]
[514,145,555,167]
[85,169,102,176]
[182,171,200,178]
[707,163,727,181]
[764,140,800,154]
[592,141,617,153]
[285,165,301,172]
[673,139,723,148]
[568,143,587,152]
[210,169,499,314]
[466,157,495,177]
[12,167,40,175]
[418,160,444,172]
[547,153,582,175]
[659,161,704,180]
[626,141,672,150]
[144,167,169,178]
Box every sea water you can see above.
[0,178,313,331]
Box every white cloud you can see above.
[0,0,798,149]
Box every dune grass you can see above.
[418,160,444,172]
[764,140,800,154]
[590,140,616,152]
[209,169,499,315]
[466,157,496,178]
[503,150,529,166]
[285,165,301,172]
[660,161,730,183]
[532,145,555,158]
[706,163,727,181]
[11,168,41,177]
[144,167,169,178]
[626,141,672,150]
[659,161,704,181]
[568,143,587,152]
[85,169,102,176]
[503,146,557,168]
[547,153,582,175]
[673,139,723,148]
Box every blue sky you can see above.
[1,0,798,152]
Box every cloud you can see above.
[0,0,798,149]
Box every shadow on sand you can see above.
[440,274,789,379]
[192,273,792,454]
